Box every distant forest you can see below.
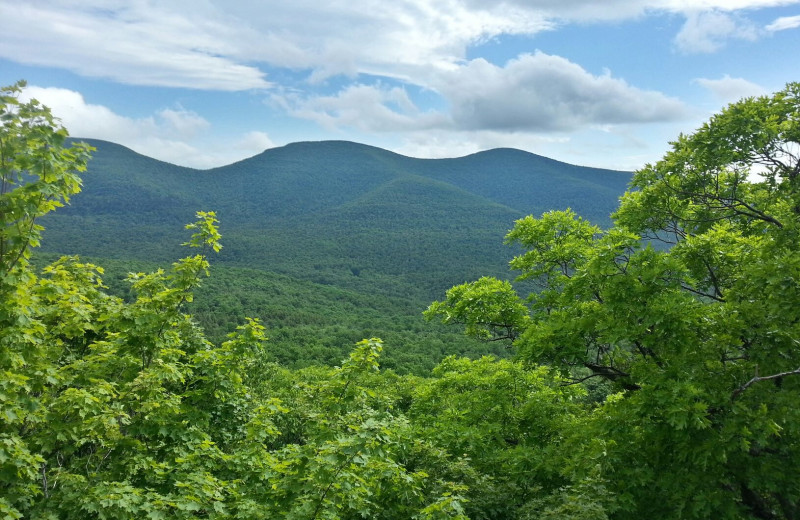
[37,135,631,373]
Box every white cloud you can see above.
[20,85,210,144]
[234,131,276,154]
[661,0,799,9]
[3,1,797,92]
[0,1,270,90]
[674,10,760,53]
[766,14,800,31]
[19,85,274,168]
[395,130,570,159]
[438,53,688,132]
[280,52,687,136]
[695,75,766,102]
[157,108,211,138]
[221,0,553,74]
[20,85,164,143]
[276,84,448,132]
[462,0,648,21]
[465,0,798,21]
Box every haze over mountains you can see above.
[39,139,632,371]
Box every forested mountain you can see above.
[44,139,629,282]
[37,139,631,371]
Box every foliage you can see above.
[1,84,478,519]
[29,253,509,376]
[423,277,529,342]
[428,83,800,518]
[0,80,93,276]
[409,356,584,519]
[34,134,630,374]
[9,80,800,520]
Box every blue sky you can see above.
[1,0,799,170]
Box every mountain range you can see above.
[38,139,633,372]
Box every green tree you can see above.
[249,339,470,520]
[409,356,584,519]
[0,80,93,518]
[427,83,800,519]
[0,80,93,276]
[0,81,469,519]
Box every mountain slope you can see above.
[37,139,632,372]
[43,138,629,265]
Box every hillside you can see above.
[38,139,632,372]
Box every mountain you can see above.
[37,139,632,372]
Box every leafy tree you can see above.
[0,81,93,278]
[427,83,800,518]
[0,80,94,519]
[409,356,584,519]
[253,339,470,520]
[0,81,470,519]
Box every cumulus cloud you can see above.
[156,108,211,138]
[438,53,688,132]
[662,0,799,8]
[19,85,275,168]
[235,131,276,154]
[766,14,800,31]
[280,52,686,136]
[461,0,649,21]
[674,10,759,53]
[276,84,448,132]
[21,86,208,145]
[694,75,766,102]
[453,0,797,23]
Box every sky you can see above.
[1,1,799,171]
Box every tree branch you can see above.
[584,362,641,390]
[731,366,800,400]
[561,372,605,387]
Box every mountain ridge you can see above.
[35,137,634,371]
[73,137,626,172]
[48,137,632,274]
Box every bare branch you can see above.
[680,282,726,302]
[731,366,800,400]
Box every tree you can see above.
[408,355,585,519]
[427,83,800,519]
[0,80,94,519]
[0,80,93,276]
[0,81,470,519]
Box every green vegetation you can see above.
[427,82,800,518]
[3,80,799,519]
[36,130,630,374]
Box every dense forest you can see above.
[2,79,800,519]
[35,130,630,374]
